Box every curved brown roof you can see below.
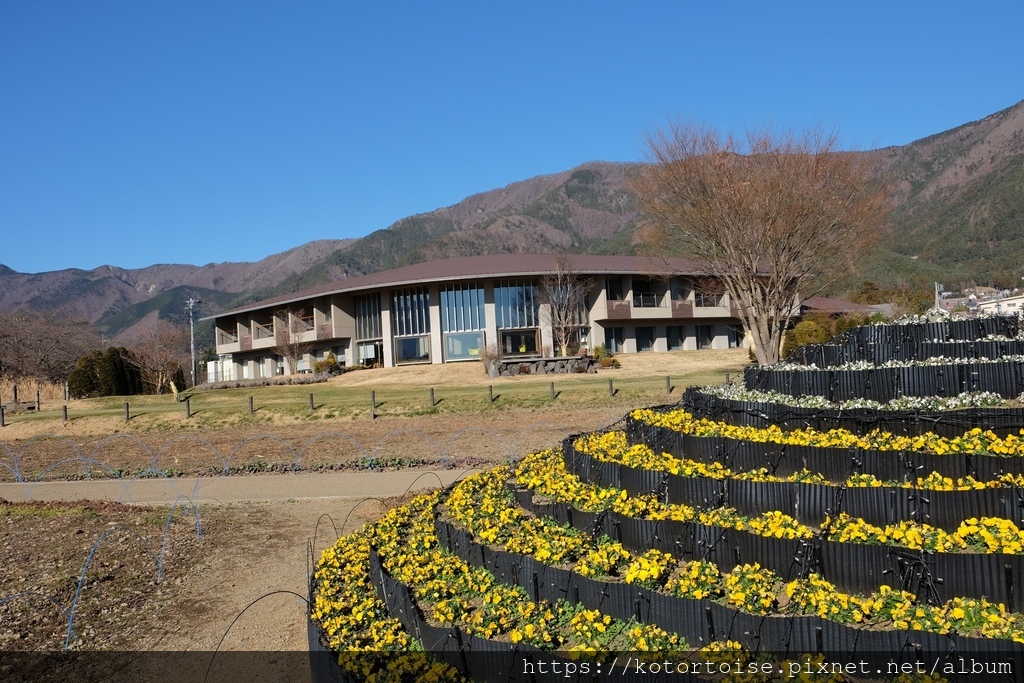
[205,253,706,319]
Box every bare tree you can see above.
[127,320,189,394]
[273,309,315,375]
[629,123,893,365]
[539,254,593,357]
[0,310,100,382]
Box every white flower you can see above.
[702,386,1006,412]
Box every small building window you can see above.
[697,325,715,350]
[636,326,655,352]
[669,278,692,302]
[606,327,624,354]
[606,278,624,301]
[667,325,685,351]
[728,325,745,348]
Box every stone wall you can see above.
[483,356,596,378]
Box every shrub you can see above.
[198,373,331,391]
[312,352,344,375]
[782,320,831,358]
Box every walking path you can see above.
[0,468,473,505]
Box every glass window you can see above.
[697,325,715,350]
[355,293,382,340]
[670,278,692,301]
[294,310,315,332]
[606,327,624,354]
[392,287,430,336]
[332,344,348,366]
[445,331,485,361]
[501,329,539,356]
[252,314,274,340]
[636,326,655,352]
[695,292,725,308]
[606,278,624,301]
[728,324,745,349]
[395,335,431,364]
[217,327,239,345]
[392,287,431,363]
[667,325,685,350]
[441,283,485,332]
[358,341,383,366]
[495,279,538,329]
[632,279,663,308]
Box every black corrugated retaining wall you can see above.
[682,388,1024,438]
[561,437,1024,530]
[786,316,1021,368]
[430,518,1024,672]
[744,361,1024,401]
[511,487,1024,613]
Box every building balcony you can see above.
[632,292,663,308]
[670,300,694,318]
[598,294,749,325]
[252,321,275,340]
[604,299,632,319]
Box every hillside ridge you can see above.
[4,100,1024,339]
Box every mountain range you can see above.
[2,99,1023,344]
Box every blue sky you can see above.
[2,2,1022,274]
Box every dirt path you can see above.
[0,468,471,504]
[141,498,372,652]
[1,472,467,657]
[128,498,377,683]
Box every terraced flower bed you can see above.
[311,459,1024,681]
[310,318,1024,681]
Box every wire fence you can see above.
[0,497,202,652]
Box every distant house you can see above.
[977,294,1024,318]
[201,254,753,380]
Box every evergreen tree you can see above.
[68,351,103,398]
[106,347,128,395]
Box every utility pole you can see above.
[186,297,201,388]
[934,282,943,314]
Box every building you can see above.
[202,254,750,381]
[977,293,1024,318]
